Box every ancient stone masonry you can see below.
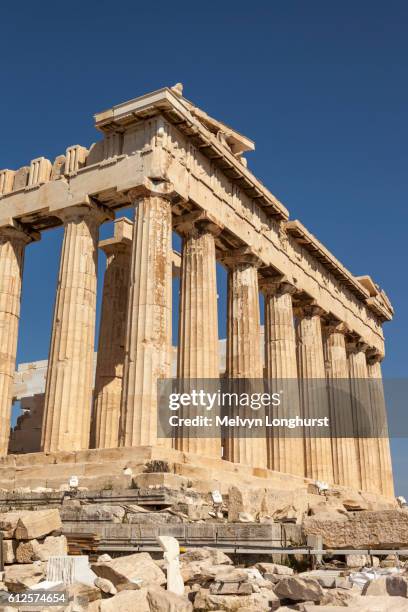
[91,218,133,449]
[174,212,221,457]
[0,223,38,456]
[41,203,113,453]
[0,85,395,496]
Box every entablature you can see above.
[0,86,393,350]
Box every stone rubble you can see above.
[0,502,407,610]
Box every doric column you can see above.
[223,249,267,468]
[296,304,334,483]
[261,278,304,476]
[367,352,394,497]
[323,322,360,488]
[119,194,172,447]
[91,218,132,449]
[174,212,221,457]
[0,223,38,456]
[347,339,381,494]
[41,203,112,452]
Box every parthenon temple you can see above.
[0,85,394,498]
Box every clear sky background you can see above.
[1,2,407,494]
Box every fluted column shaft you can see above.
[42,204,110,452]
[0,225,36,456]
[92,219,132,449]
[263,280,304,476]
[119,195,172,447]
[323,324,360,488]
[347,342,381,494]
[296,305,334,483]
[367,356,394,497]
[176,222,221,456]
[225,255,267,468]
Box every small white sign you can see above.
[69,475,79,488]
[211,490,223,504]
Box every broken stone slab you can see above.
[362,574,408,597]
[126,511,181,524]
[208,567,255,595]
[4,562,45,592]
[99,587,150,611]
[381,553,400,567]
[358,595,408,611]
[255,562,294,576]
[303,509,408,548]
[14,509,62,540]
[303,596,408,611]
[172,503,213,521]
[181,562,238,585]
[0,511,25,538]
[227,486,265,522]
[346,553,370,568]
[326,488,369,511]
[209,581,253,595]
[308,499,347,517]
[2,539,16,564]
[91,552,165,591]
[147,586,193,611]
[273,576,324,602]
[180,547,232,566]
[94,576,117,595]
[67,582,102,606]
[320,587,359,606]
[298,570,339,589]
[262,489,317,524]
[16,535,67,563]
[193,588,280,611]
[61,504,125,523]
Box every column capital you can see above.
[219,246,262,268]
[56,202,114,225]
[173,210,224,237]
[0,219,40,245]
[323,319,349,336]
[127,180,178,203]
[259,274,297,297]
[346,337,370,355]
[295,300,326,318]
[366,348,384,365]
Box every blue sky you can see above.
[1,1,407,494]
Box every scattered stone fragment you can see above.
[303,510,408,549]
[193,588,279,611]
[95,576,117,595]
[4,562,45,592]
[180,547,232,566]
[14,509,62,540]
[363,574,408,597]
[273,576,324,602]
[256,562,294,576]
[147,586,193,611]
[346,554,369,568]
[0,512,24,538]
[99,587,150,611]
[2,539,16,564]
[16,535,67,563]
[91,552,165,591]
